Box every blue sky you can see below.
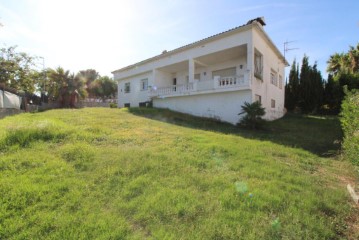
[0,0,358,79]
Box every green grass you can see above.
[0,108,357,239]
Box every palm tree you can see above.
[47,67,87,107]
[238,101,266,129]
[47,67,71,101]
[348,44,359,73]
[327,43,359,76]
[327,53,343,76]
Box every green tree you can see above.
[47,67,87,107]
[0,46,39,93]
[285,59,299,111]
[88,76,117,101]
[326,43,359,113]
[78,69,99,88]
[299,55,313,112]
[324,74,341,113]
[310,63,324,111]
[327,53,350,75]
[47,67,71,100]
[348,44,359,73]
[285,56,325,113]
[340,87,359,165]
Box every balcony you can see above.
[149,74,251,98]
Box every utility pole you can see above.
[39,57,46,103]
[284,40,299,66]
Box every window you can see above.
[278,75,283,89]
[255,94,262,104]
[124,82,130,93]
[139,102,147,107]
[271,99,276,108]
[270,70,278,86]
[140,78,148,91]
[254,50,263,80]
[124,103,130,108]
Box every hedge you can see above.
[340,88,359,165]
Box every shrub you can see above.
[238,101,266,129]
[110,103,117,108]
[340,87,359,165]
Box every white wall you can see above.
[118,72,152,107]
[251,27,285,120]
[153,70,172,88]
[153,90,252,125]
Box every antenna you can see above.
[284,40,299,66]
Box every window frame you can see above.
[255,94,262,104]
[254,49,263,80]
[271,99,276,108]
[140,78,148,91]
[278,74,283,89]
[124,82,131,93]
[270,70,278,86]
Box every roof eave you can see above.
[112,23,254,74]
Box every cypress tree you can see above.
[286,55,327,113]
[285,59,299,111]
[299,55,312,112]
[311,63,324,112]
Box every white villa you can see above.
[112,17,287,124]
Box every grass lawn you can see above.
[0,108,358,239]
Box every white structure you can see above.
[112,17,287,124]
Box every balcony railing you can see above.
[149,74,250,97]
[151,82,194,96]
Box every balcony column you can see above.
[246,42,253,87]
[152,69,157,85]
[188,58,195,83]
[150,69,158,96]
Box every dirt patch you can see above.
[346,207,359,240]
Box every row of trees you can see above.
[44,68,117,107]
[285,56,324,113]
[285,43,359,114]
[0,46,117,107]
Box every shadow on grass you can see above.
[128,107,343,158]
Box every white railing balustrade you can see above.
[150,74,250,97]
[216,75,247,88]
[150,83,194,97]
